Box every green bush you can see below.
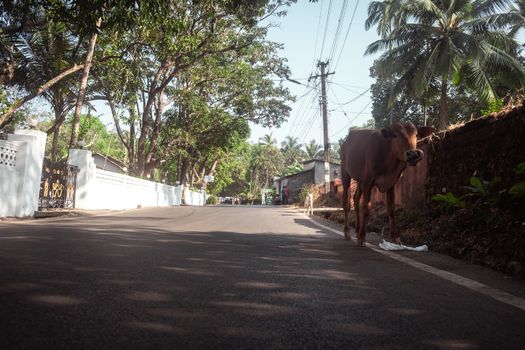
[206,195,218,205]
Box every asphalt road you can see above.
[1,205,524,350]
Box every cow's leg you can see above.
[342,172,351,240]
[353,183,362,237]
[358,183,373,246]
[386,187,401,244]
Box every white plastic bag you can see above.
[379,240,428,252]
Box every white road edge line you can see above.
[301,212,525,312]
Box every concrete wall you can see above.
[279,169,315,203]
[0,129,46,218]
[313,161,341,184]
[68,149,202,209]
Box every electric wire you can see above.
[318,0,334,61]
[297,91,320,139]
[328,0,349,65]
[286,85,318,141]
[332,99,373,138]
[332,0,361,72]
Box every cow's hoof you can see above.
[357,239,365,247]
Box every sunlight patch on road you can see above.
[423,338,479,349]
[160,265,220,277]
[270,292,309,300]
[235,281,285,289]
[211,300,293,316]
[30,294,85,305]
[148,307,206,320]
[0,282,41,292]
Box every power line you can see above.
[287,86,317,138]
[310,0,325,73]
[332,100,372,138]
[336,88,371,106]
[288,87,318,141]
[328,0,349,64]
[318,0,334,60]
[333,0,361,72]
[330,81,370,91]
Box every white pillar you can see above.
[68,149,95,209]
[8,129,47,217]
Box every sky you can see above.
[250,0,381,146]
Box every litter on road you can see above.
[379,240,429,252]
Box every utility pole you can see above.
[310,61,334,194]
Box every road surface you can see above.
[1,205,524,349]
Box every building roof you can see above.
[302,158,341,166]
[92,153,127,172]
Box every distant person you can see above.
[283,186,289,205]
[304,192,314,216]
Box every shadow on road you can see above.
[1,215,524,349]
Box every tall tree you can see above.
[259,133,277,146]
[365,0,525,130]
[304,139,322,160]
[69,17,101,149]
[93,1,294,177]
[280,136,305,168]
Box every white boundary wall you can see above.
[68,149,202,209]
[0,129,46,218]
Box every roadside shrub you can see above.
[206,195,218,205]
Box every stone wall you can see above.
[426,109,525,199]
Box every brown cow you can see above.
[340,122,434,246]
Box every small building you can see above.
[92,153,127,174]
[274,159,340,203]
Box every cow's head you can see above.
[381,122,434,166]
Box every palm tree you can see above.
[482,0,525,36]
[365,0,525,130]
[304,139,323,160]
[280,136,305,168]
[259,133,276,146]
[7,21,80,158]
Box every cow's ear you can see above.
[381,127,396,139]
[417,126,435,139]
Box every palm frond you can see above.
[472,0,513,17]
[460,60,496,101]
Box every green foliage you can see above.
[431,192,466,211]
[433,162,525,214]
[206,195,218,205]
[481,98,504,115]
[366,0,524,129]
[509,162,525,199]
[281,163,303,176]
[0,88,32,132]
[297,184,312,204]
[463,175,504,206]
[280,136,306,168]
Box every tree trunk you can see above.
[51,110,64,161]
[439,77,448,131]
[69,17,102,149]
[0,64,84,127]
[136,64,167,176]
[128,107,136,175]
